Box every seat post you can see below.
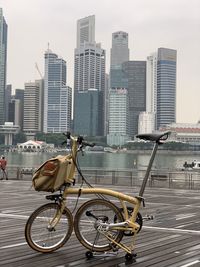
[139,142,159,197]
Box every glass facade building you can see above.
[122,61,146,137]
[74,16,105,136]
[157,48,177,129]
[44,50,72,133]
[74,89,102,136]
[0,8,7,125]
[110,31,129,89]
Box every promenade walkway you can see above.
[1,180,200,267]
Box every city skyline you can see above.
[0,0,200,124]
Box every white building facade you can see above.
[138,112,156,134]
[107,88,130,146]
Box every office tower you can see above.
[15,89,24,130]
[111,31,129,68]
[74,15,105,136]
[157,48,177,129]
[23,80,44,138]
[139,52,158,133]
[74,89,102,136]
[146,53,157,114]
[107,88,130,146]
[74,42,105,92]
[44,49,72,133]
[8,99,22,127]
[23,82,40,138]
[76,15,95,48]
[138,112,155,134]
[35,79,44,133]
[0,8,7,125]
[110,31,129,88]
[122,61,146,137]
[5,84,12,121]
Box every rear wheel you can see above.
[74,199,124,252]
[25,203,73,253]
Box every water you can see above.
[2,150,199,170]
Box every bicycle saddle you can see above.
[136,131,171,142]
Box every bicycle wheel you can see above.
[25,203,73,253]
[74,199,124,252]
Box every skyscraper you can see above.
[110,31,129,68]
[76,15,95,48]
[74,42,105,92]
[139,52,158,134]
[110,31,129,88]
[122,61,146,137]
[74,89,102,136]
[157,48,177,129]
[15,89,24,130]
[44,49,72,133]
[107,88,130,146]
[107,31,129,138]
[5,84,12,121]
[23,81,40,137]
[146,52,157,114]
[74,15,105,136]
[0,8,7,125]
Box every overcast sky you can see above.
[0,0,200,123]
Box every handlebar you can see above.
[62,132,95,148]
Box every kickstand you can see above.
[85,250,118,259]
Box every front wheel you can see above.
[74,199,124,252]
[25,203,73,253]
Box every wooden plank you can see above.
[1,180,200,266]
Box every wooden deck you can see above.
[1,180,200,267]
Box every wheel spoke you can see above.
[25,203,73,253]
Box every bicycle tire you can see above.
[25,203,73,253]
[74,199,124,252]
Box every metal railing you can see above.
[3,166,200,190]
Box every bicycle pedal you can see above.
[143,215,154,221]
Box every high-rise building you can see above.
[110,31,129,68]
[8,99,22,128]
[0,8,7,125]
[107,31,129,138]
[23,80,44,139]
[110,31,129,89]
[122,61,146,137]
[146,53,157,114]
[23,82,40,138]
[138,112,155,134]
[15,89,24,130]
[107,88,130,146]
[74,89,102,136]
[74,15,105,136]
[76,15,95,48]
[44,49,72,133]
[157,48,177,129]
[74,42,105,92]
[5,84,12,121]
[139,52,158,134]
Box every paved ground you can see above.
[1,180,200,267]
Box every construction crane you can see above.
[35,63,43,79]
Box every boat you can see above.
[182,160,200,170]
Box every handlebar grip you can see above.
[63,132,71,139]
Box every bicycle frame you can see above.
[47,133,167,254]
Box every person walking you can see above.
[0,156,8,180]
